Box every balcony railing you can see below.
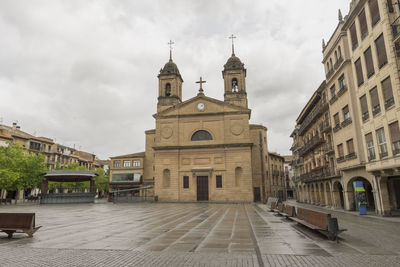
[333,123,341,132]
[334,56,344,70]
[392,16,400,41]
[337,156,345,162]
[385,98,395,110]
[324,143,334,154]
[372,105,381,116]
[297,167,340,182]
[329,94,338,104]
[326,68,334,79]
[341,117,352,128]
[299,135,325,156]
[345,152,357,160]
[362,112,370,122]
[298,102,329,136]
[337,85,347,97]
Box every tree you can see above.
[0,142,47,192]
[94,167,109,194]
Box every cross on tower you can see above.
[229,34,236,55]
[196,77,206,95]
[168,40,175,60]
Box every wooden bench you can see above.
[283,204,296,218]
[268,201,277,212]
[291,207,346,241]
[0,213,41,238]
[274,203,285,215]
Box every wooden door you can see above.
[197,176,209,201]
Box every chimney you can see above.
[12,122,17,129]
[16,126,21,130]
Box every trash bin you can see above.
[154,195,158,202]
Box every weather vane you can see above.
[229,34,236,55]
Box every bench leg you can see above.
[3,230,15,239]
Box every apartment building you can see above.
[292,0,400,216]
[268,152,286,201]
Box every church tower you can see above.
[223,36,248,108]
[157,41,183,112]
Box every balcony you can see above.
[326,68,334,79]
[372,105,381,116]
[345,152,357,160]
[329,94,338,105]
[385,98,395,110]
[362,112,370,122]
[299,135,325,156]
[392,16,400,42]
[337,156,345,163]
[298,102,329,136]
[324,143,334,154]
[341,117,352,128]
[298,167,340,182]
[334,56,344,70]
[333,123,341,132]
[380,151,389,159]
[321,120,331,133]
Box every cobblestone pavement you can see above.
[0,203,400,266]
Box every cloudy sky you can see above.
[0,0,350,159]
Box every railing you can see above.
[337,156,345,162]
[362,112,370,122]
[326,68,334,79]
[298,102,329,136]
[337,85,347,97]
[372,105,381,116]
[380,151,389,159]
[299,135,325,156]
[341,117,352,128]
[329,94,338,104]
[324,143,334,154]
[333,123,341,132]
[334,56,344,70]
[385,98,395,110]
[298,167,340,182]
[345,152,357,160]
[392,16,400,41]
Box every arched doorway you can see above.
[347,177,375,211]
[333,181,344,209]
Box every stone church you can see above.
[111,44,271,202]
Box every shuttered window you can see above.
[368,0,380,26]
[389,121,400,155]
[358,9,368,39]
[343,105,350,120]
[360,95,369,122]
[355,58,364,86]
[375,34,387,68]
[337,144,344,157]
[381,76,394,110]
[364,47,375,77]
[347,139,355,154]
[350,22,358,49]
[365,133,376,160]
[334,113,340,126]
[369,87,381,115]
[183,176,189,189]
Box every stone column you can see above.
[378,176,391,216]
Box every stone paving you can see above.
[0,203,400,266]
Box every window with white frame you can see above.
[132,160,140,167]
[123,160,131,167]
[376,127,388,158]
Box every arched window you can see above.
[338,46,342,58]
[231,78,238,92]
[191,130,212,141]
[235,167,242,187]
[165,83,171,96]
[163,169,170,188]
[335,51,338,61]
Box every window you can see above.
[381,76,394,110]
[350,22,358,50]
[364,47,375,78]
[330,85,336,99]
[355,58,364,86]
[365,133,376,160]
[387,0,395,13]
[375,34,387,68]
[112,173,141,182]
[232,78,238,92]
[347,139,355,155]
[163,169,170,188]
[183,176,189,189]
[235,167,242,187]
[389,121,400,156]
[376,128,388,158]
[343,105,350,121]
[334,113,340,127]
[165,83,171,96]
[123,160,131,167]
[191,130,212,141]
[216,175,222,188]
[337,144,344,157]
[370,87,381,116]
[113,160,121,168]
[360,94,369,122]
[339,75,346,91]
[358,9,368,39]
[368,0,380,26]
[29,141,41,151]
[132,160,140,167]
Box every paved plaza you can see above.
[1,203,400,266]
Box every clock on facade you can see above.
[197,102,205,111]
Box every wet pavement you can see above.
[0,202,400,266]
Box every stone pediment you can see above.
[154,94,251,118]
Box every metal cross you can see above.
[229,34,236,55]
[196,77,206,94]
[168,40,175,60]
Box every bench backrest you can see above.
[0,213,35,229]
[296,207,330,230]
[285,205,295,217]
[278,203,284,212]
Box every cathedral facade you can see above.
[139,47,271,202]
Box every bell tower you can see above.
[223,35,247,108]
[157,40,183,112]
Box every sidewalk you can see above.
[285,199,400,223]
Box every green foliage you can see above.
[94,167,109,193]
[0,142,47,191]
